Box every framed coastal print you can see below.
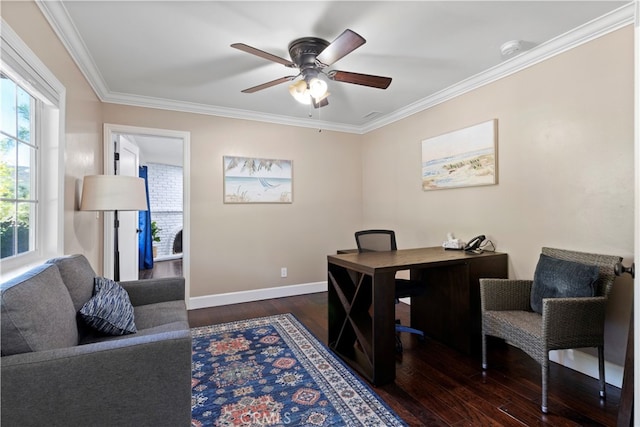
[223,156,293,203]
[421,119,497,190]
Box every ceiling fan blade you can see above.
[316,29,365,66]
[327,70,392,89]
[241,76,297,93]
[231,43,296,68]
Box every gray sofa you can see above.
[1,254,192,426]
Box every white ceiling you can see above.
[39,1,632,134]
[125,134,184,167]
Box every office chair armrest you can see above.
[480,279,532,311]
[542,296,607,348]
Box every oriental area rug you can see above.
[191,313,406,426]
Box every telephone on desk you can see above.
[464,235,486,252]
[442,234,487,252]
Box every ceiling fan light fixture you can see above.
[289,80,311,105]
[234,28,391,108]
[308,77,327,99]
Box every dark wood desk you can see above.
[327,247,508,386]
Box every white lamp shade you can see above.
[80,175,148,211]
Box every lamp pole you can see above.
[114,210,121,282]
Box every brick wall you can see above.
[147,163,183,258]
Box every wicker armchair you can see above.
[480,247,622,413]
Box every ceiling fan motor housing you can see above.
[288,37,330,80]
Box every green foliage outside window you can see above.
[1,74,35,259]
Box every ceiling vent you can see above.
[363,111,382,120]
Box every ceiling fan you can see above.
[231,29,392,108]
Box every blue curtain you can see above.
[138,166,153,270]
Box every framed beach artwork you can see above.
[421,119,498,191]
[223,156,293,203]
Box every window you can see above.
[1,19,65,277]
[1,73,37,259]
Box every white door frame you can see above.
[633,0,639,420]
[115,135,141,281]
[103,123,191,304]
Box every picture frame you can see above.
[421,119,498,190]
[223,156,293,203]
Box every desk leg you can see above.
[327,263,396,386]
[371,272,396,385]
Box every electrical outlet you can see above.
[281,267,287,278]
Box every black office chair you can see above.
[355,229,425,352]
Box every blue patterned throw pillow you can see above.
[79,277,137,335]
[530,254,599,314]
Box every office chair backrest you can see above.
[355,230,398,252]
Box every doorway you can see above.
[103,124,190,300]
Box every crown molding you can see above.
[362,2,635,134]
[35,0,362,134]
[36,1,634,135]
[102,90,361,133]
[36,0,110,100]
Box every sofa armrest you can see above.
[542,296,607,349]
[480,279,533,311]
[1,330,192,426]
[119,276,185,306]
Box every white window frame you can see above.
[0,19,65,279]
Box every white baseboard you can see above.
[188,281,328,310]
[550,349,623,388]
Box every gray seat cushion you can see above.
[79,301,188,345]
[1,264,79,356]
[134,300,188,330]
[47,254,96,311]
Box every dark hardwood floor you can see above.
[138,258,183,279]
[189,293,621,427]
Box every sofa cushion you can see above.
[1,264,79,356]
[47,254,96,312]
[79,300,187,344]
[530,253,599,314]
[133,300,188,330]
[80,277,137,336]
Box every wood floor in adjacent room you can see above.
[188,292,621,427]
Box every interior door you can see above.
[116,135,140,281]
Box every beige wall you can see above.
[4,1,363,294]
[101,105,363,296]
[4,0,634,378]
[3,1,105,270]
[362,26,635,367]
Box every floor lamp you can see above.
[80,175,149,281]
